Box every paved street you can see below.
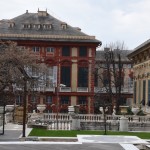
[0,143,124,150]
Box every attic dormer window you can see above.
[23,24,31,29]
[61,23,67,29]
[43,24,52,29]
[38,24,41,29]
[32,24,41,29]
[9,22,15,28]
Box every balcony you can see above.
[94,86,133,94]
[77,87,88,92]
[121,87,133,93]
[94,87,105,93]
[45,87,54,92]
[60,87,71,92]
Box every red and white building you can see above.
[0,10,101,114]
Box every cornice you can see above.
[0,33,96,40]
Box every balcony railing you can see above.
[60,87,71,92]
[94,87,133,93]
[77,87,88,92]
[45,87,54,92]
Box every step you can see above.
[120,144,139,150]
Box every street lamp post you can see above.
[22,78,27,137]
[56,86,59,130]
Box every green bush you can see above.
[137,110,146,116]
[125,107,134,115]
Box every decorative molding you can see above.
[0,33,96,40]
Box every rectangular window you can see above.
[78,96,87,105]
[138,80,141,104]
[16,95,23,105]
[134,81,136,104]
[143,80,146,101]
[128,64,131,68]
[60,96,69,104]
[103,70,109,86]
[32,67,39,77]
[47,67,53,77]
[115,64,118,68]
[45,67,54,88]
[128,77,133,88]
[46,47,54,53]
[148,80,150,106]
[32,47,40,52]
[123,64,126,68]
[61,66,71,87]
[62,46,70,56]
[31,96,37,103]
[94,68,98,87]
[46,96,52,104]
[78,67,88,87]
[79,46,87,57]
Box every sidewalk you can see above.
[0,123,32,141]
[0,123,150,145]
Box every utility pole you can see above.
[56,86,59,130]
[22,78,27,137]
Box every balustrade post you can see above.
[68,105,80,130]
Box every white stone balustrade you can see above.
[27,113,150,131]
[44,113,70,121]
[41,113,150,123]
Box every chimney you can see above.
[38,9,48,16]
[26,10,28,13]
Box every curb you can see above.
[20,136,78,142]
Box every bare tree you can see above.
[95,41,128,114]
[0,41,47,137]
[94,93,112,135]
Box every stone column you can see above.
[68,105,80,130]
[119,116,128,131]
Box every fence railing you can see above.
[43,113,70,121]
[27,113,150,130]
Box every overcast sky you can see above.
[0,0,150,50]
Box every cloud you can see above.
[0,0,150,49]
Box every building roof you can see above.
[0,10,101,44]
[96,50,133,62]
[128,39,150,58]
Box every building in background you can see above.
[0,10,101,114]
[94,49,133,113]
[128,39,150,107]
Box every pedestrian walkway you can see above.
[0,123,32,141]
[77,135,148,144]
[0,123,150,150]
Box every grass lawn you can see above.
[29,128,150,139]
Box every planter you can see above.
[131,107,139,115]
[119,106,129,114]
[5,105,14,112]
[37,104,46,113]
